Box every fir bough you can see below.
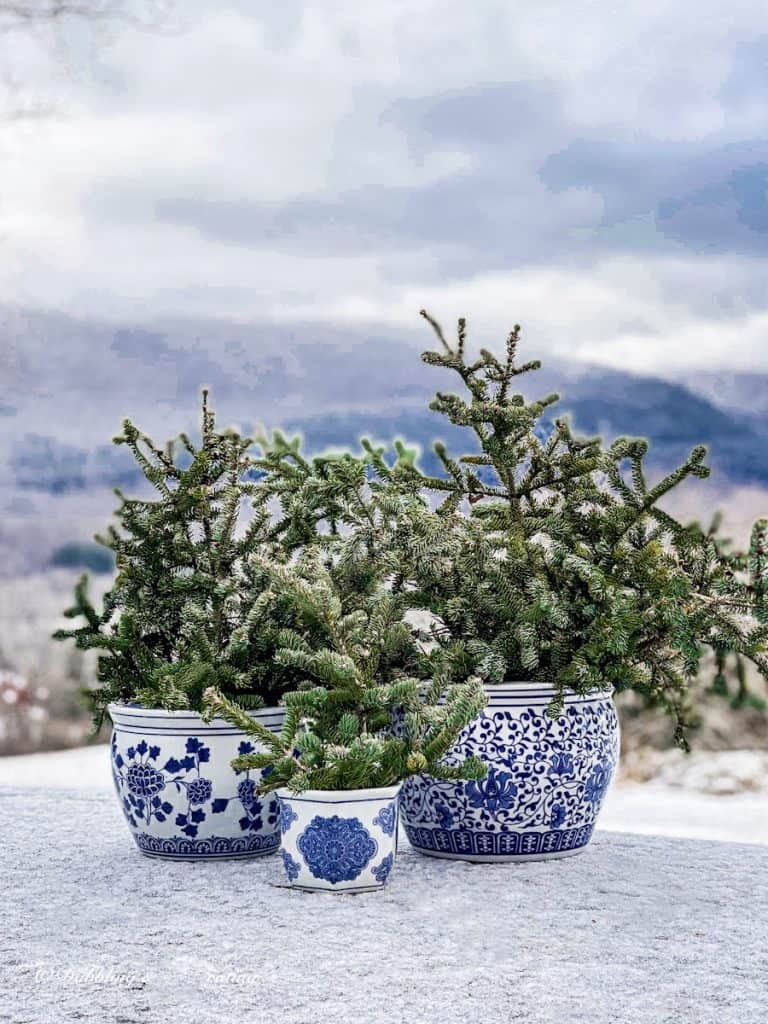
[54,393,305,724]
[412,311,768,745]
[203,548,486,793]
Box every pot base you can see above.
[137,847,277,862]
[133,832,280,861]
[407,844,588,864]
[280,882,387,894]
[402,821,596,863]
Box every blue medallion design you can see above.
[281,849,301,881]
[372,853,394,884]
[399,689,619,861]
[372,801,397,837]
[296,815,378,884]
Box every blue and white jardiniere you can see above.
[399,683,619,862]
[277,785,400,893]
[109,703,285,860]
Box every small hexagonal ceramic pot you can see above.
[277,785,401,892]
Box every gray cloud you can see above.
[541,138,768,251]
[145,60,768,281]
[3,3,768,372]
[149,81,591,277]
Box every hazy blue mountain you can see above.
[284,375,768,486]
[2,307,767,575]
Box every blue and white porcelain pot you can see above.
[109,703,285,860]
[277,785,400,893]
[400,683,619,862]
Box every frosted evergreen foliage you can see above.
[203,549,486,792]
[54,393,303,723]
[414,311,768,745]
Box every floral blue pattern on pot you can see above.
[111,732,280,855]
[465,767,518,812]
[124,757,166,799]
[296,815,378,884]
[400,688,620,861]
[550,802,567,829]
[281,849,301,882]
[549,752,575,777]
[372,853,394,884]
[280,802,299,834]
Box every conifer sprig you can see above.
[54,394,308,724]
[412,312,768,743]
[203,551,486,792]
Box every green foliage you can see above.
[203,548,486,793]
[412,311,768,745]
[252,427,424,550]
[53,312,768,756]
[682,513,768,713]
[54,393,306,725]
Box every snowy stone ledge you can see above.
[2,787,767,1024]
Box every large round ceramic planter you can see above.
[277,785,400,893]
[109,703,285,860]
[400,683,619,862]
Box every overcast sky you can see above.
[1,1,768,375]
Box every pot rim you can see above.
[108,701,284,721]
[276,783,402,803]
[482,681,613,700]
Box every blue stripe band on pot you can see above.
[399,682,619,862]
[109,702,286,861]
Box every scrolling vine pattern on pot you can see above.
[112,736,279,840]
[400,697,619,853]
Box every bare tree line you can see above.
[0,1,173,32]
[0,1,176,120]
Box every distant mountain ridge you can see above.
[2,305,768,495]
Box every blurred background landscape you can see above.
[0,3,766,815]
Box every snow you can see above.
[0,744,110,791]
[1,785,767,1024]
[0,744,766,845]
[601,781,768,845]
[651,749,768,795]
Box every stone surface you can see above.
[1,786,767,1024]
